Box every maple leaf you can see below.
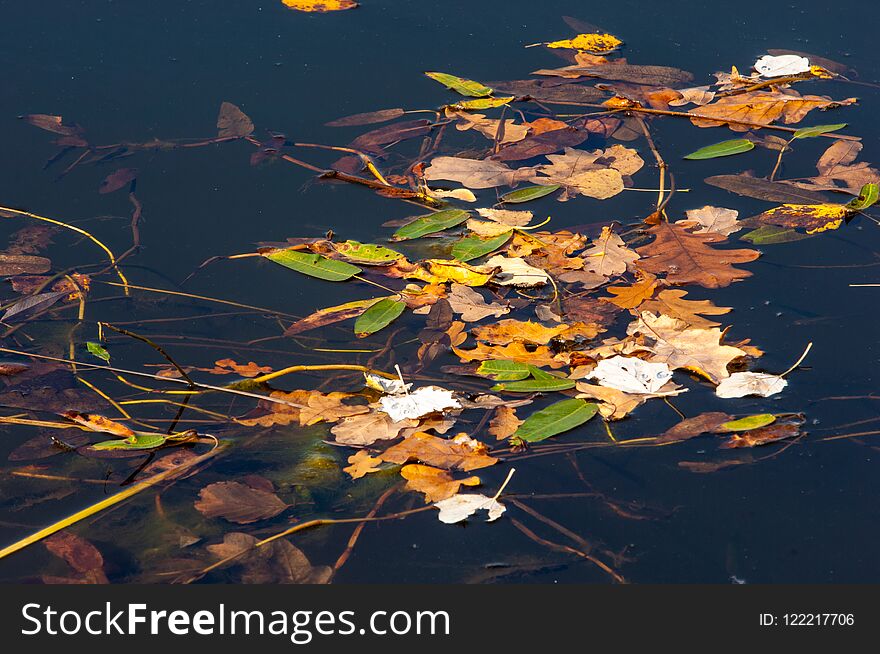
[626,312,748,383]
[637,289,732,328]
[400,464,481,503]
[689,91,857,132]
[453,341,567,368]
[299,392,370,426]
[379,432,498,471]
[602,271,658,309]
[449,110,529,144]
[636,220,760,288]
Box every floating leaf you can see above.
[755,203,850,234]
[392,209,470,241]
[216,102,254,138]
[545,33,623,53]
[425,72,493,98]
[513,398,598,443]
[401,464,481,503]
[716,372,787,398]
[434,493,505,524]
[354,298,406,337]
[86,342,110,362]
[491,378,575,393]
[263,250,361,281]
[91,432,168,451]
[684,139,754,160]
[719,414,777,432]
[447,284,509,321]
[740,225,811,244]
[500,185,560,204]
[325,108,405,127]
[379,386,461,421]
[476,360,532,381]
[0,254,51,277]
[332,240,403,264]
[380,432,497,471]
[281,0,358,12]
[793,123,847,139]
[845,182,879,211]
[98,168,138,194]
[754,54,811,77]
[451,96,515,111]
[451,231,512,262]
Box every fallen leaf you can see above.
[484,255,549,287]
[472,319,569,345]
[331,411,417,445]
[343,450,383,479]
[574,382,667,420]
[325,108,405,127]
[602,271,658,309]
[715,372,788,398]
[446,283,510,321]
[61,411,135,438]
[582,226,639,276]
[627,312,747,383]
[656,412,732,443]
[513,398,598,443]
[299,391,370,425]
[720,422,801,449]
[207,532,331,584]
[690,91,856,132]
[636,220,760,288]
[98,168,138,194]
[0,254,52,276]
[493,127,592,162]
[476,208,534,226]
[208,359,273,377]
[706,174,832,204]
[451,111,529,144]
[546,33,623,53]
[195,480,288,524]
[401,464,480,503]
[434,493,505,524]
[488,406,523,440]
[587,356,675,394]
[754,54,811,77]
[677,206,741,236]
[44,532,108,584]
[379,386,461,421]
[637,289,731,328]
[425,72,492,97]
[379,432,498,471]
[216,102,254,137]
[754,203,850,234]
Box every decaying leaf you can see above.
[331,411,417,445]
[678,206,741,236]
[656,412,732,443]
[61,411,135,438]
[754,54,811,78]
[587,356,674,394]
[715,372,788,398]
[690,91,856,132]
[281,0,358,13]
[484,255,549,287]
[754,203,850,234]
[207,532,331,584]
[637,289,731,328]
[44,532,108,584]
[195,479,288,524]
[488,406,524,440]
[379,386,461,421]
[216,102,254,138]
[434,493,505,524]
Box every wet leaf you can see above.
[401,464,480,503]
[325,108,405,127]
[546,33,622,53]
[754,54,811,77]
[281,0,358,13]
[379,386,461,421]
[90,432,169,451]
[446,283,509,321]
[332,240,403,265]
[638,289,731,328]
[0,254,51,276]
[44,532,108,584]
[392,209,470,240]
[423,156,536,189]
[86,341,110,362]
[846,182,880,211]
[98,168,138,194]
[500,185,560,204]
[62,411,135,438]
[494,127,592,162]
[706,174,833,204]
[740,224,811,244]
[719,414,776,432]
[216,102,254,138]
[380,432,497,471]
[343,450,383,479]
[476,359,532,381]
[263,249,362,281]
[195,480,288,524]
[484,255,549,287]
[677,206,741,236]
[793,123,847,139]
[331,411,417,446]
[720,422,800,449]
[19,114,83,136]
[1,290,69,322]
[284,297,385,335]
[435,493,505,524]
[587,356,674,394]
[690,91,856,132]
[208,359,272,377]
[755,203,850,234]
[425,72,492,98]
[207,532,331,584]
[513,398,598,443]
[451,231,512,262]
[354,298,406,336]
[684,139,754,160]
[492,377,575,393]
[655,412,732,443]
[488,406,523,440]
[716,372,787,398]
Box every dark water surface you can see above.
[1,1,879,583]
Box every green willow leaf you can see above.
[425,72,493,97]
[451,231,512,262]
[86,341,110,362]
[845,182,879,211]
[491,378,576,393]
[392,209,470,241]
[740,225,811,245]
[513,399,598,443]
[476,360,531,381]
[333,240,403,265]
[91,433,168,451]
[451,96,515,111]
[684,139,755,160]
[719,414,776,432]
[354,298,406,336]
[264,250,361,281]
[793,123,847,139]
[500,185,560,204]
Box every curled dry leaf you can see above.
[400,464,480,503]
[208,359,273,377]
[690,91,856,132]
[195,480,288,524]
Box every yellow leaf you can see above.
[756,203,850,234]
[546,33,623,53]
[281,0,358,12]
[343,451,383,479]
[404,259,496,286]
[400,464,480,503]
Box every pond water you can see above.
[0,0,879,584]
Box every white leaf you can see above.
[588,356,674,394]
[715,372,788,398]
[379,386,461,421]
[434,493,506,524]
[363,373,411,395]
[485,255,549,287]
[754,54,810,78]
